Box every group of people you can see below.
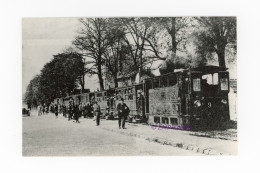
[51,97,130,129]
[47,89,151,130]
[55,98,95,123]
[37,104,49,116]
[91,97,130,129]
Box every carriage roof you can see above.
[191,65,228,74]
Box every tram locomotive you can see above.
[53,65,230,128]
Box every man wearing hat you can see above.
[93,101,101,126]
[137,90,145,121]
[117,98,129,129]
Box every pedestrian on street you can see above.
[117,98,129,129]
[82,103,86,118]
[42,104,45,115]
[137,91,145,122]
[62,103,66,118]
[74,103,80,123]
[85,102,91,118]
[45,105,48,114]
[68,99,74,121]
[93,101,101,126]
[54,104,58,118]
[37,104,42,116]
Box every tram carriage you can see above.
[113,85,142,121]
[53,65,230,129]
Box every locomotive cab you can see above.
[187,66,230,129]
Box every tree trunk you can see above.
[114,77,118,88]
[81,75,85,93]
[97,63,104,90]
[98,73,104,91]
[139,51,143,82]
[217,44,226,69]
[171,17,177,54]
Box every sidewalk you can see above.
[99,120,237,155]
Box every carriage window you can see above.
[153,78,159,88]
[124,89,128,100]
[161,76,168,87]
[161,91,166,99]
[97,93,103,97]
[220,78,229,91]
[146,79,153,89]
[116,90,122,100]
[104,92,107,101]
[193,78,201,91]
[128,88,133,100]
[169,73,177,86]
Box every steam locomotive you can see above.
[54,65,230,129]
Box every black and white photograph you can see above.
[22,17,237,156]
[2,0,260,172]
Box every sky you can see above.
[22,18,100,95]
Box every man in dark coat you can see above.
[117,98,129,129]
[62,103,66,118]
[68,99,74,121]
[137,91,145,121]
[74,103,80,123]
[54,104,58,118]
[86,103,91,118]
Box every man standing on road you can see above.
[117,98,129,129]
[68,99,74,121]
[137,91,145,121]
[42,104,45,115]
[62,102,67,118]
[37,104,42,116]
[74,103,80,123]
[93,101,101,126]
[54,104,58,118]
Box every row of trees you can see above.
[24,52,84,107]
[73,17,236,90]
[24,17,236,107]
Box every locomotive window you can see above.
[220,78,229,90]
[193,78,201,91]
[202,73,218,85]
[170,118,178,125]
[161,91,166,99]
[154,116,160,124]
[153,78,159,88]
[169,73,177,86]
[161,76,168,87]
[162,117,169,124]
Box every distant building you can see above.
[103,69,155,89]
